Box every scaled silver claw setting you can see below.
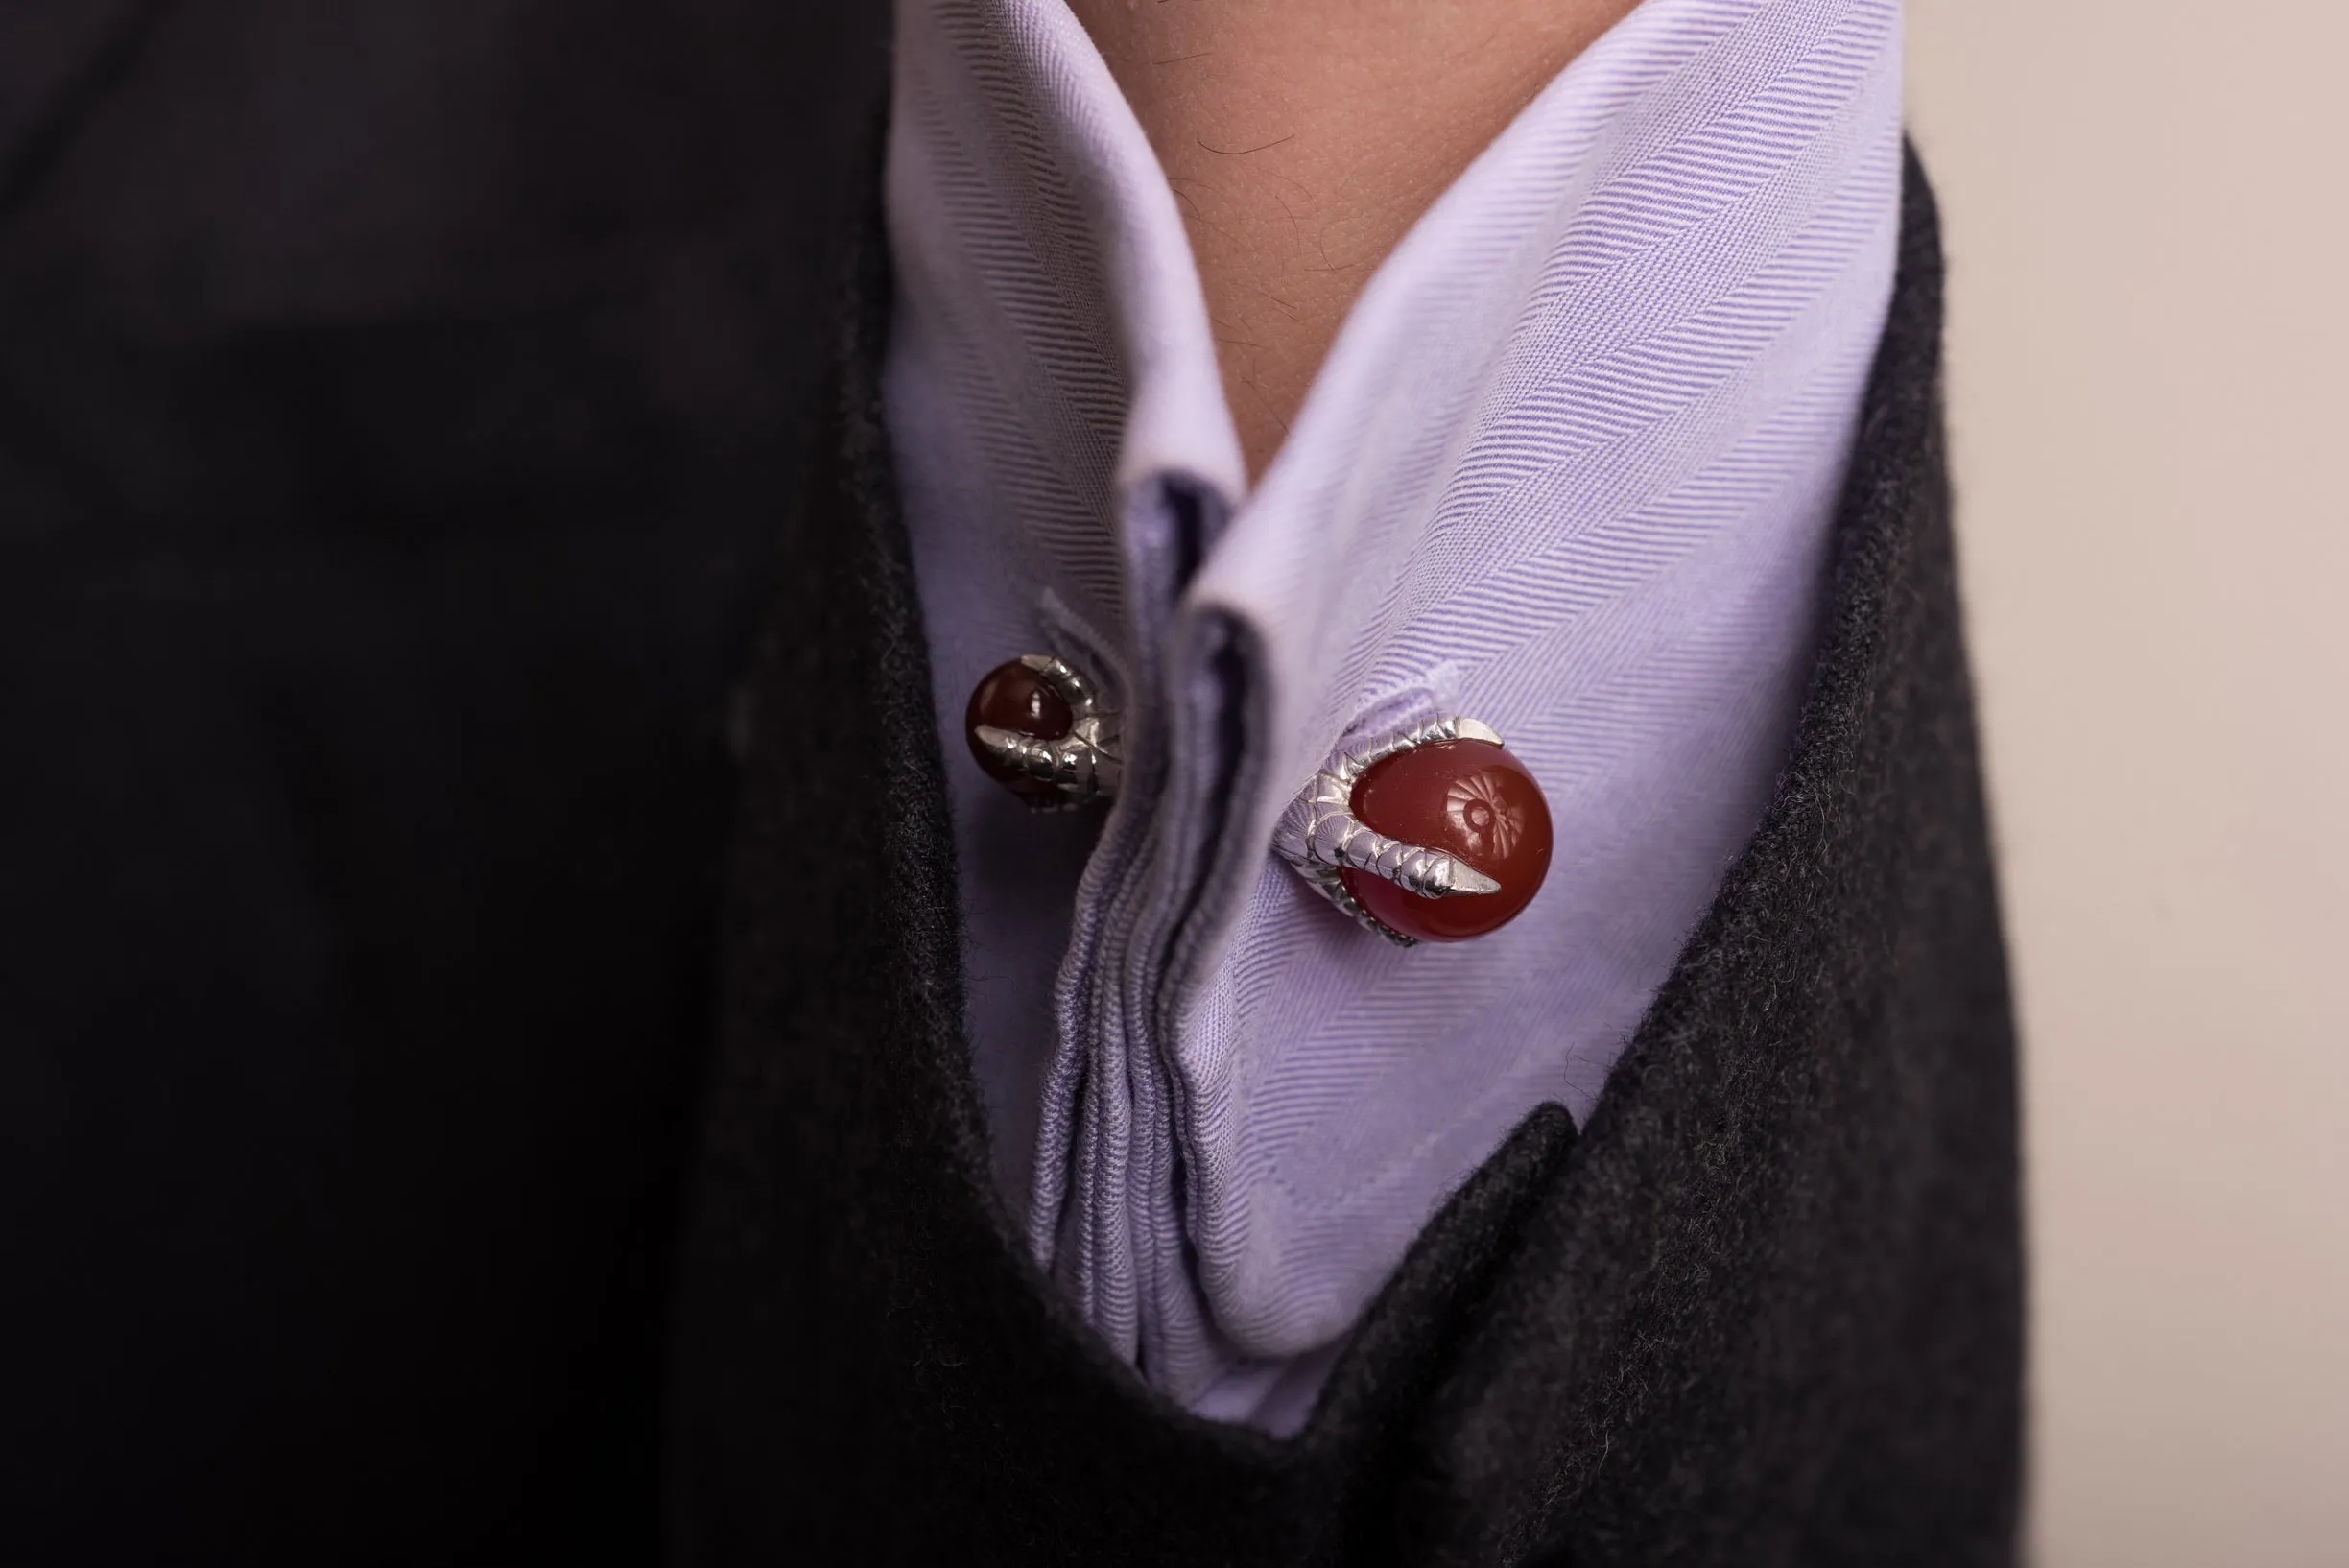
[970,653,1125,811]
[1271,715,1508,946]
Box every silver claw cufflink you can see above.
[963,653,1124,810]
[1272,715,1553,945]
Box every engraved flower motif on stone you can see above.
[1445,770,1527,862]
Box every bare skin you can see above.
[1067,0,1643,478]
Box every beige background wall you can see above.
[1904,3,2349,1562]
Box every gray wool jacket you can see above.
[664,145,2023,1568]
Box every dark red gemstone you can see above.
[1339,738,1552,942]
[964,659,1074,802]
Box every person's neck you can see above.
[1067,0,1640,480]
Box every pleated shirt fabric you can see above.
[882,0,1904,1428]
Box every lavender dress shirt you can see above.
[883,0,1902,1431]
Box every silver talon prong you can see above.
[974,724,1064,781]
[1296,779,1502,898]
[1019,653,1097,713]
[1453,717,1503,747]
[1270,713,1509,945]
[974,722,1120,801]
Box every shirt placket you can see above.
[1032,469,1253,1394]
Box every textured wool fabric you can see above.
[669,145,2021,1565]
[887,0,1908,1421]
